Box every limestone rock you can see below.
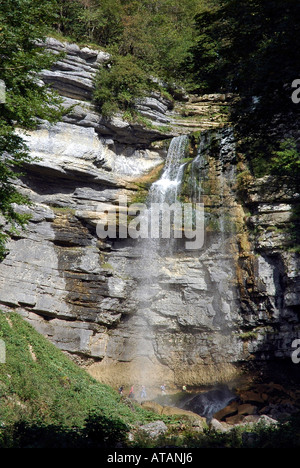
[139,421,168,439]
[209,418,231,433]
[257,414,279,426]
[213,401,239,421]
[39,37,175,146]
[0,37,299,392]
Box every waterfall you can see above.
[149,135,188,206]
[132,135,189,395]
[122,129,238,398]
[141,134,189,257]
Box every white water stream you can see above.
[149,135,188,205]
[133,135,189,394]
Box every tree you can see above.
[191,0,300,95]
[0,0,64,259]
[270,139,300,181]
[191,0,300,177]
[119,0,200,81]
[53,0,87,40]
[92,0,203,116]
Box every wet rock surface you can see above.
[139,378,300,437]
[0,38,299,392]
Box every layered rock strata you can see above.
[0,38,299,390]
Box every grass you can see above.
[0,311,159,436]
[1,311,299,448]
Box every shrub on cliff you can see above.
[93,54,152,117]
[270,139,300,182]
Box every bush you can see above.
[270,138,300,182]
[83,410,128,447]
[0,411,128,448]
[94,54,152,116]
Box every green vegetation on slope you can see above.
[0,311,159,447]
[1,314,300,448]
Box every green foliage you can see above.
[0,0,65,260]
[50,0,209,116]
[94,54,152,116]
[81,0,124,47]
[91,0,200,116]
[239,331,259,342]
[0,415,128,448]
[83,409,128,447]
[53,0,124,47]
[0,0,62,127]
[192,0,300,96]
[52,0,88,42]
[242,414,300,448]
[0,311,159,444]
[0,127,31,257]
[130,415,300,448]
[118,0,200,81]
[191,0,300,178]
[270,139,300,180]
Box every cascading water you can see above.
[109,128,239,406]
[149,135,188,206]
[133,135,189,395]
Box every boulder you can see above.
[225,413,247,425]
[139,421,168,439]
[214,401,239,421]
[209,418,231,433]
[238,403,258,416]
[257,415,279,426]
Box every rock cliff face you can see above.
[237,174,300,362]
[0,38,299,390]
